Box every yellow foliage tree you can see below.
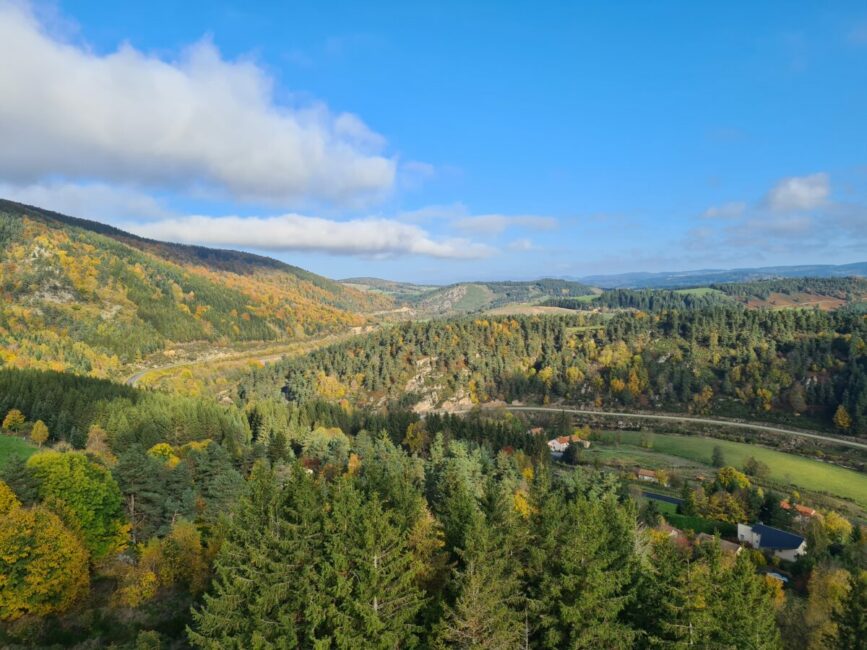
[86,424,117,465]
[30,419,49,447]
[403,421,428,455]
[2,409,25,432]
[833,405,852,432]
[823,511,853,545]
[159,519,208,594]
[513,490,532,519]
[537,366,555,390]
[147,442,180,468]
[804,566,851,649]
[0,505,90,621]
[0,480,21,516]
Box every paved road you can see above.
[466,405,867,451]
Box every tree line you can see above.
[245,307,867,435]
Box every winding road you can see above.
[455,405,867,452]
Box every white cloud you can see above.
[126,214,494,259]
[0,181,170,221]
[701,201,746,219]
[765,173,830,211]
[0,3,395,206]
[453,214,558,235]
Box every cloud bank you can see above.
[0,3,395,206]
[689,172,866,262]
[765,173,829,211]
[127,214,493,259]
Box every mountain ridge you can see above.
[0,199,389,377]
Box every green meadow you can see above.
[0,434,37,468]
[612,431,867,508]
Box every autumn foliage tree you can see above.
[0,481,89,621]
[26,451,129,560]
[2,408,25,431]
[29,419,49,447]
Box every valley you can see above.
[2,3,866,646]
[1,201,866,648]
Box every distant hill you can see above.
[340,277,439,303]
[578,262,867,289]
[0,199,389,377]
[341,277,595,316]
[544,278,867,313]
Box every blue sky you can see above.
[1,1,865,283]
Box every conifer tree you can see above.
[528,491,637,648]
[711,551,782,649]
[831,570,867,649]
[189,463,328,648]
[323,481,426,648]
[436,514,524,649]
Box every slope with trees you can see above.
[0,200,388,378]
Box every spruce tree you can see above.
[528,490,637,649]
[323,481,426,649]
[711,551,782,649]
[831,570,867,649]
[188,463,328,648]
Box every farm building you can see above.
[779,500,817,521]
[636,468,658,483]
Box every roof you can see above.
[780,500,816,517]
[637,469,656,478]
[752,524,805,550]
[556,436,570,444]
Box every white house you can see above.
[737,523,807,562]
[547,437,569,453]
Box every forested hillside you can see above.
[543,278,867,313]
[578,262,867,289]
[248,307,867,435]
[344,277,595,315]
[0,200,388,377]
[2,365,864,647]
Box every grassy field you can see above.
[0,434,37,468]
[486,304,579,316]
[613,431,867,508]
[674,287,725,296]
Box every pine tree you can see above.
[638,538,715,648]
[436,514,524,649]
[189,463,328,648]
[711,551,782,649]
[323,481,426,649]
[528,491,637,648]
